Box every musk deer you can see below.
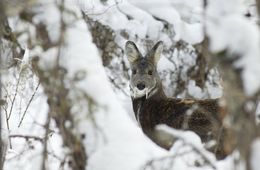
[125,41,232,159]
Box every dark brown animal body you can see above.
[125,41,230,159]
[132,83,227,158]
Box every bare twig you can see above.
[142,150,191,170]
[3,105,12,149]
[84,2,119,16]
[41,112,51,170]
[7,69,22,120]
[108,75,129,96]
[0,1,4,167]
[18,81,40,127]
[114,0,133,19]
[188,141,216,170]
[9,134,44,142]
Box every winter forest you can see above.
[0,0,260,170]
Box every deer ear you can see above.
[125,41,140,64]
[150,41,163,64]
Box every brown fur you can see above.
[132,80,229,159]
[126,41,231,159]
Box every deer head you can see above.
[125,41,164,99]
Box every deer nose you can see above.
[137,83,145,90]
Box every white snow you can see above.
[250,138,260,170]
[27,1,169,170]
[206,0,260,96]
[129,0,204,44]
[2,0,259,170]
[58,6,169,170]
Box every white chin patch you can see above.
[131,87,149,99]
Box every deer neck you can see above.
[132,81,167,128]
[148,81,167,100]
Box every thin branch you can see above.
[84,2,119,16]
[41,112,51,170]
[9,134,44,142]
[3,105,12,149]
[188,140,216,170]
[108,75,129,96]
[7,70,22,120]
[0,1,4,167]
[142,150,191,170]
[18,81,40,127]
[2,86,12,104]
[114,0,133,19]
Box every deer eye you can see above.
[132,69,137,74]
[148,70,153,75]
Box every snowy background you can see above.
[1,0,260,170]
